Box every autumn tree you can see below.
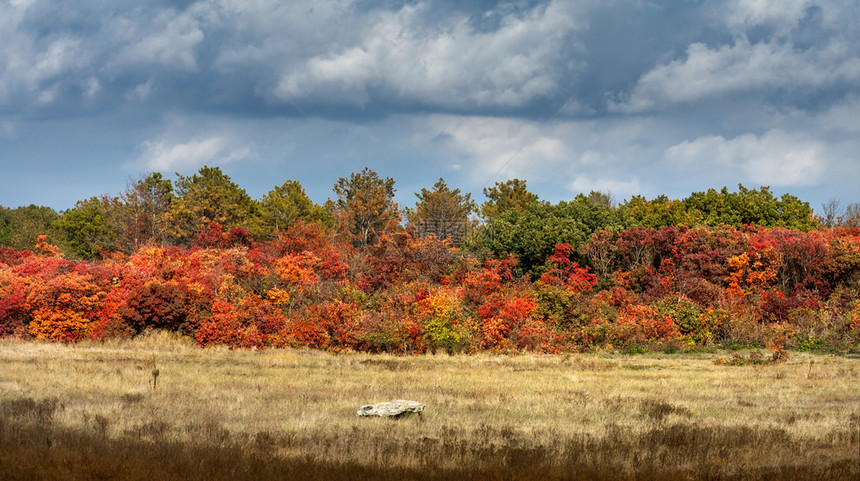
[587,190,616,208]
[407,178,476,246]
[329,168,400,247]
[480,179,539,220]
[164,166,259,244]
[258,179,329,234]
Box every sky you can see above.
[1,0,859,214]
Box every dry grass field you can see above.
[0,332,857,480]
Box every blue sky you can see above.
[1,0,859,213]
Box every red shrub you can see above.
[610,304,682,347]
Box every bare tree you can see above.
[820,199,842,228]
[843,202,860,228]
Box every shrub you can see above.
[417,290,472,354]
[654,296,708,344]
[610,304,682,349]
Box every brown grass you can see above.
[0,332,858,480]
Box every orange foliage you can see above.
[2,224,860,354]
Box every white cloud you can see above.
[720,0,860,33]
[111,10,204,71]
[665,129,827,187]
[275,1,580,107]
[420,114,572,181]
[613,38,860,112]
[570,175,641,198]
[37,86,58,104]
[0,3,90,104]
[721,0,812,33]
[137,136,255,172]
[411,114,685,203]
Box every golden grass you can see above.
[0,333,857,480]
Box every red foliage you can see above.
[0,272,28,336]
[539,243,597,294]
[281,297,361,350]
[0,247,33,267]
[193,221,254,249]
[24,269,104,341]
[461,255,518,305]
[196,294,282,348]
[477,292,540,350]
[249,221,349,280]
[119,281,209,334]
[355,232,455,293]
[1,221,859,353]
[611,305,682,347]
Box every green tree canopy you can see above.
[258,179,328,234]
[623,195,696,228]
[54,196,122,259]
[621,185,816,231]
[682,185,816,230]
[0,204,60,252]
[479,194,631,276]
[480,179,540,220]
[164,166,258,244]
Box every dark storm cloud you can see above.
[6,0,856,119]
[1,0,859,212]
[1,0,584,118]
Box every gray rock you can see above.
[356,400,425,418]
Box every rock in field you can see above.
[356,400,425,418]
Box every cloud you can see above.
[614,0,860,113]
[420,114,572,182]
[0,2,91,106]
[718,0,859,34]
[83,77,101,98]
[720,0,812,33]
[136,136,255,172]
[665,129,826,187]
[275,1,580,108]
[413,114,674,203]
[816,94,860,133]
[110,8,204,71]
[570,174,640,198]
[613,37,860,112]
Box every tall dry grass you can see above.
[0,332,857,480]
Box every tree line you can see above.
[2,165,855,262]
[2,167,859,354]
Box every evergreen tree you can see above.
[164,166,258,244]
[258,179,328,234]
[408,178,475,246]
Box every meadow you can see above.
[0,333,858,480]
